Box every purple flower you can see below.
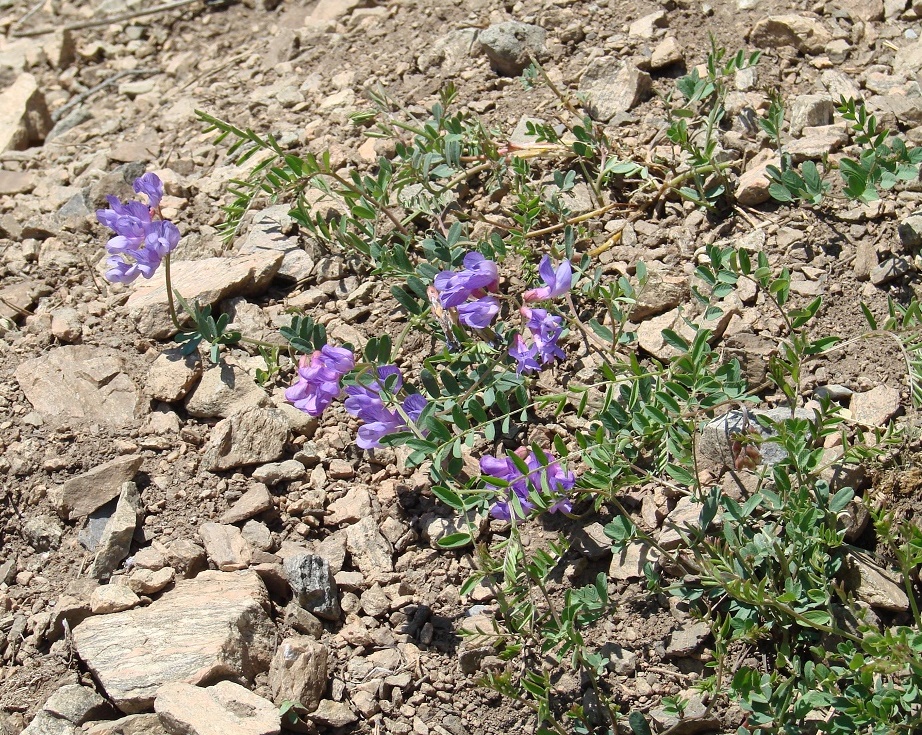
[523,255,573,302]
[457,296,500,329]
[96,197,151,241]
[286,345,355,417]
[344,365,428,449]
[144,220,180,257]
[523,307,565,365]
[104,248,161,284]
[133,172,164,209]
[434,252,499,308]
[508,334,540,375]
[480,447,575,520]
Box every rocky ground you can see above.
[1,0,922,732]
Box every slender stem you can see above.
[163,255,183,331]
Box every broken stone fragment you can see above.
[284,554,340,620]
[268,636,328,712]
[199,406,288,472]
[146,348,202,403]
[73,570,274,713]
[0,73,52,152]
[478,21,546,76]
[56,455,144,521]
[154,680,280,735]
[90,482,143,581]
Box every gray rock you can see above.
[285,554,340,620]
[346,516,394,578]
[870,256,912,286]
[457,614,501,674]
[241,520,273,551]
[478,21,546,76]
[24,515,64,551]
[600,643,637,675]
[283,601,324,638]
[123,251,283,339]
[237,206,314,283]
[73,570,274,713]
[154,680,279,735]
[84,714,168,735]
[844,549,909,611]
[199,522,252,571]
[0,73,51,152]
[42,684,108,725]
[580,61,652,122]
[200,406,288,472]
[309,700,357,729]
[20,712,77,735]
[251,459,305,486]
[185,363,270,419]
[665,620,710,657]
[57,455,143,521]
[146,348,202,403]
[417,28,480,71]
[220,484,274,524]
[632,270,689,320]
[609,541,660,580]
[749,15,831,54]
[268,636,328,711]
[15,346,144,428]
[850,385,902,425]
[90,482,142,581]
[789,94,835,137]
[898,214,922,248]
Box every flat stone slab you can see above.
[155,681,279,735]
[57,454,144,521]
[15,346,144,428]
[123,251,283,339]
[73,570,274,714]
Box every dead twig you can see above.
[11,0,200,38]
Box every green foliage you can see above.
[172,290,241,364]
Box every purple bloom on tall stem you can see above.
[523,255,573,302]
[133,172,164,208]
[286,345,355,417]
[457,296,500,329]
[97,173,179,285]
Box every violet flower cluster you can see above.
[344,366,428,449]
[480,447,574,520]
[97,173,180,284]
[285,345,355,417]
[433,252,501,330]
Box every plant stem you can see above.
[163,255,183,331]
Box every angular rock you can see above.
[285,554,340,620]
[84,714,168,735]
[417,28,480,71]
[346,516,394,577]
[50,307,82,343]
[325,485,372,525]
[850,385,901,426]
[220,484,274,524]
[127,566,175,595]
[237,206,314,283]
[844,549,909,611]
[786,124,848,161]
[658,495,709,549]
[600,643,637,675]
[735,158,777,206]
[73,570,274,713]
[185,364,270,419]
[43,684,108,725]
[898,214,922,248]
[478,21,546,76]
[200,406,288,472]
[651,36,683,69]
[665,620,711,657]
[155,681,279,735]
[609,541,660,580]
[789,94,834,137]
[199,522,252,571]
[57,455,143,521]
[632,271,688,320]
[749,15,831,55]
[90,482,142,581]
[628,10,666,38]
[161,539,208,579]
[308,700,357,729]
[20,711,76,735]
[457,614,502,674]
[90,584,141,614]
[0,168,35,194]
[15,346,143,428]
[24,514,64,551]
[123,251,283,339]
[251,460,305,486]
[146,348,202,403]
[310,0,366,20]
[268,636,328,711]
[580,61,652,122]
[870,256,912,286]
[0,73,51,152]
[0,280,40,323]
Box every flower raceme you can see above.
[97,173,180,284]
[480,447,575,520]
[433,252,499,308]
[344,365,428,449]
[285,345,355,417]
